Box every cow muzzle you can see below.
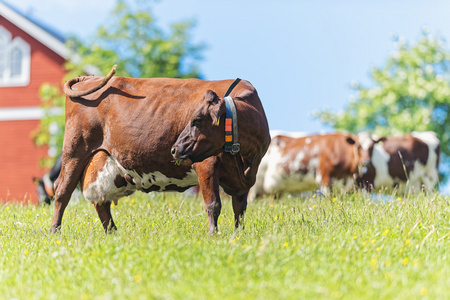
[362,159,371,168]
[171,147,193,166]
[358,159,371,176]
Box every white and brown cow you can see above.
[50,66,270,234]
[249,132,364,199]
[357,131,440,193]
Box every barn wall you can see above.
[0,120,49,203]
[0,16,65,203]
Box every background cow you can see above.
[249,132,364,200]
[51,66,270,234]
[34,154,62,205]
[357,131,440,193]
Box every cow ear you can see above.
[346,137,356,145]
[204,90,225,126]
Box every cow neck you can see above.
[223,78,241,155]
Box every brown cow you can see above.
[247,133,364,199]
[357,131,440,193]
[50,66,270,234]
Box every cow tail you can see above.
[64,65,117,98]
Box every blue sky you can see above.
[13,0,450,134]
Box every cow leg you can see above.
[232,192,248,229]
[193,157,221,234]
[50,161,84,233]
[93,201,117,233]
[318,168,332,195]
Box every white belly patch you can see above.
[82,155,199,202]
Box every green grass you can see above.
[1,190,449,299]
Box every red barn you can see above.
[0,1,68,203]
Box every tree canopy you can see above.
[316,29,450,164]
[33,0,205,166]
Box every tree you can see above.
[316,29,450,165]
[33,0,205,166]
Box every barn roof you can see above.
[0,0,69,59]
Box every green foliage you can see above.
[33,0,205,162]
[1,191,450,298]
[316,29,450,160]
[31,84,65,167]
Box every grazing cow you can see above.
[248,133,364,199]
[35,154,62,205]
[51,66,270,234]
[357,131,440,193]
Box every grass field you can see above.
[1,190,449,299]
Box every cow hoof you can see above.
[49,226,61,234]
[106,225,117,234]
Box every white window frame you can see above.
[0,26,30,87]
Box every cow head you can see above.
[356,132,375,168]
[171,90,226,164]
[356,132,387,175]
[354,132,380,189]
